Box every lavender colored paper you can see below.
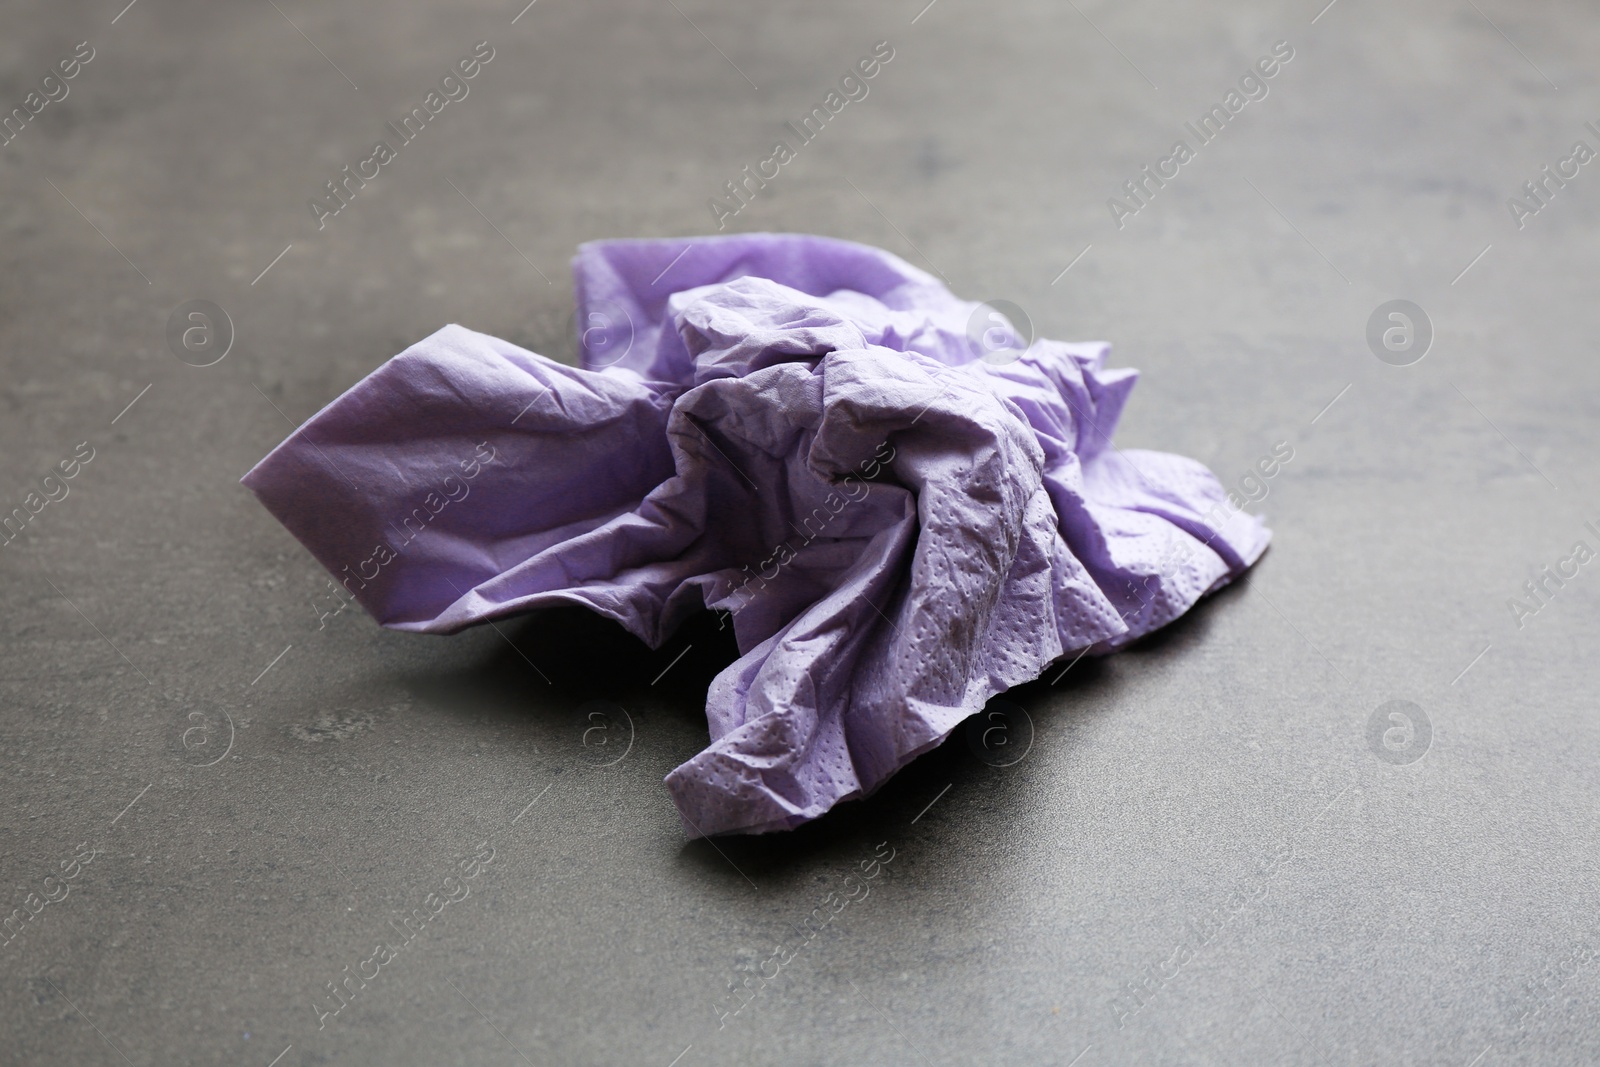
[242,234,1269,837]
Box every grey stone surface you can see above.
[2,0,1597,1063]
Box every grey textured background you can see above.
[2,0,1597,1064]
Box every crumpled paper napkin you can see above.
[243,233,1268,837]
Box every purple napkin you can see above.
[243,234,1268,837]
